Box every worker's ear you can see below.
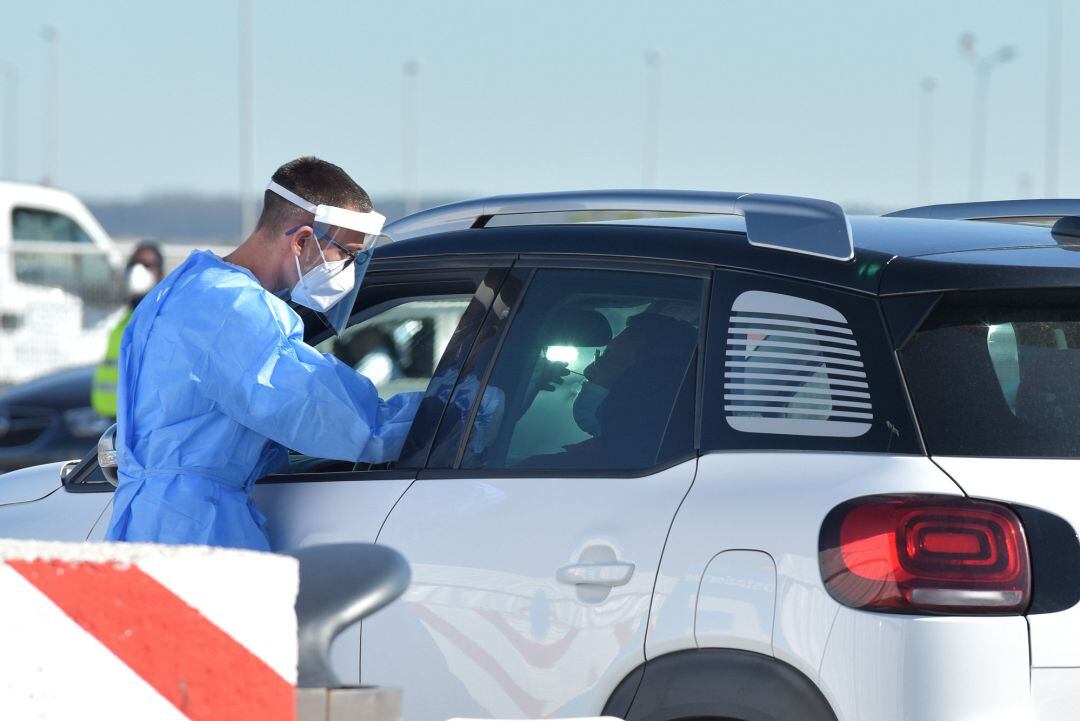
[287,225,315,257]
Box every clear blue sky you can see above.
[2,0,1075,211]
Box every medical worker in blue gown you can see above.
[105,157,417,551]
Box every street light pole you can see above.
[41,26,58,186]
[1045,0,1063,197]
[403,60,420,216]
[1,64,16,180]
[238,0,256,238]
[960,34,1015,201]
[643,49,662,189]
[918,77,937,204]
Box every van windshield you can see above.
[900,292,1080,457]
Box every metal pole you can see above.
[960,35,1015,201]
[918,77,937,204]
[238,0,256,237]
[643,49,662,189]
[1017,172,1034,198]
[2,64,16,180]
[403,60,419,216]
[970,66,989,201]
[42,26,58,186]
[1045,0,1063,197]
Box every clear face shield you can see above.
[267,180,387,334]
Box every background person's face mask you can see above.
[125,263,157,307]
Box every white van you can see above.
[0,182,123,387]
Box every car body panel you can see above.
[1031,668,1080,721]
[933,456,1080,669]
[375,224,890,296]
[881,244,1080,296]
[0,462,110,540]
[693,549,776,655]
[252,473,418,685]
[646,452,963,682]
[0,460,65,506]
[818,609,1030,721]
[362,459,697,721]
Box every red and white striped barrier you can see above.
[0,540,298,721]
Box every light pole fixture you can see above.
[643,49,662,189]
[41,25,58,186]
[403,60,420,216]
[960,33,1016,201]
[238,0,256,238]
[1045,0,1064,197]
[918,76,937,204]
[1,63,16,180]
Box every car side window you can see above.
[277,266,512,477]
[316,297,472,401]
[459,268,704,472]
[12,207,94,243]
[702,270,921,454]
[12,207,117,308]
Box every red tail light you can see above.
[819,495,1031,614]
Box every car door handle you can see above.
[556,561,635,587]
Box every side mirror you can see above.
[286,543,411,689]
[97,423,119,487]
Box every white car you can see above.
[3,191,1080,721]
[0,182,123,386]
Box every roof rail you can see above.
[383,190,854,261]
[884,199,1080,222]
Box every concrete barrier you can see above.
[0,539,298,721]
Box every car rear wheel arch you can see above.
[603,648,838,721]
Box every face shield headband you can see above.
[267,180,387,334]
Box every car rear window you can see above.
[900,291,1080,457]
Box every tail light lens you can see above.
[819,495,1031,614]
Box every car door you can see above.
[362,260,709,721]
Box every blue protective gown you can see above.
[105,251,421,550]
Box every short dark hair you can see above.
[256,156,372,232]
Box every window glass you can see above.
[12,206,117,308]
[901,293,1080,457]
[317,297,471,400]
[12,207,94,243]
[723,290,873,438]
[461,269,702,471]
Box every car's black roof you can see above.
[372,214,1080,297]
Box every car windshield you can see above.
[900,291,1080,457]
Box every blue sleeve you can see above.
[188,281,421,463]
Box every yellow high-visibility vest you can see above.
[91,308,132,419]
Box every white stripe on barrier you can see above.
[0,539,298,721]
[138,550,298,683]
[0,562,189,721]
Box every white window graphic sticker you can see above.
[725,290,872,438]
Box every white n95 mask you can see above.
[126,263,156,297]
[290,238,355,313]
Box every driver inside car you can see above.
[517,309,698,469]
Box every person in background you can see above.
[91,242,164,419]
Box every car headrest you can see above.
[546,309,613,347]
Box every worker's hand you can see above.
[531,359,570,394]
